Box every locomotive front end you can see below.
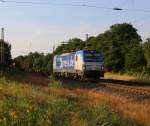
[82,50,104,79]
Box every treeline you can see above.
[5,23,150,75]
[54,23,150,74]
[14,52,53,74]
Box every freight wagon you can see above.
[53,50,104,79]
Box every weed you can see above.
[48,75,62,88]
[0,77,148,126]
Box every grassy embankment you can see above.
[105,72,150,82]
[0,70,150,126]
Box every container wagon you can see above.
[53,50,104,79]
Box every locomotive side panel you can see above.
[61,53,75,73]
[53,55,62,73]
[53,53,76,77]
[53,50,104,79]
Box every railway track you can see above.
[94,83,150,101]
[102,83,150,95]
[61,78,150,101]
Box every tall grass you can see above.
[104,72,136,80]
[48,75,62,88]
[105,72,150,82]
[0,77,146,126]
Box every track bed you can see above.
[60,78,150,102]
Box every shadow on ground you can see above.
[1,69,150,89]
[1,69,49,86]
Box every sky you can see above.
[0,0,150,57]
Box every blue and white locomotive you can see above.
[53,50,104,79]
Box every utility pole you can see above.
[85,34,92,50]
[1,28,4,40]
[86,34,89,41]
[1,28,4,65]
[0,28,4,75]
[52,45,55,53]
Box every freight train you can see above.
[53,50,104,79]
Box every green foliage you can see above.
[0,77,147,126]
[33,56,44,72]
[125,46,146,72]
[48,75,62,88]
[14,52,53,73]
[14,23,150,75]
[131,68,150,81]
[104,45,124,71]
[0,97,74,126]
[54,38,85,54]
[143,38,150,68]
[79,102,120,126]
[87,23,141,71]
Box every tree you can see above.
[14,23,145,73]
[14,56,24,68]
[143,38,150,68]
[33,56,44,72]
[42,53,53,73]
[54,38,85,54]
[125,46,146,72]
[14,52,53,73]
[104,45,124,71]
[87,23,142,71]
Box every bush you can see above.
[80,102,119,126]
[125,46,146,72]
[48,75,62,88]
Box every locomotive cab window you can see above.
[84,53,102,62]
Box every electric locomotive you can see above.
[53,50,104,79]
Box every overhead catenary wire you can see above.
[0,0,113,9]
[0,0,150,13]
[131,15,150,23]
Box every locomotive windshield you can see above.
[84,51,103,62]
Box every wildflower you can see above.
[3,117,6,122]
[27,105,35,113]
[10,111,18,119]
[0,118,2,123]
[27,109,29,113]
[0,87,2,91]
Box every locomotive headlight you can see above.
[101,65,104,70]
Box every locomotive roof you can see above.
[60,52,75,56]
[54,50,100,57]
